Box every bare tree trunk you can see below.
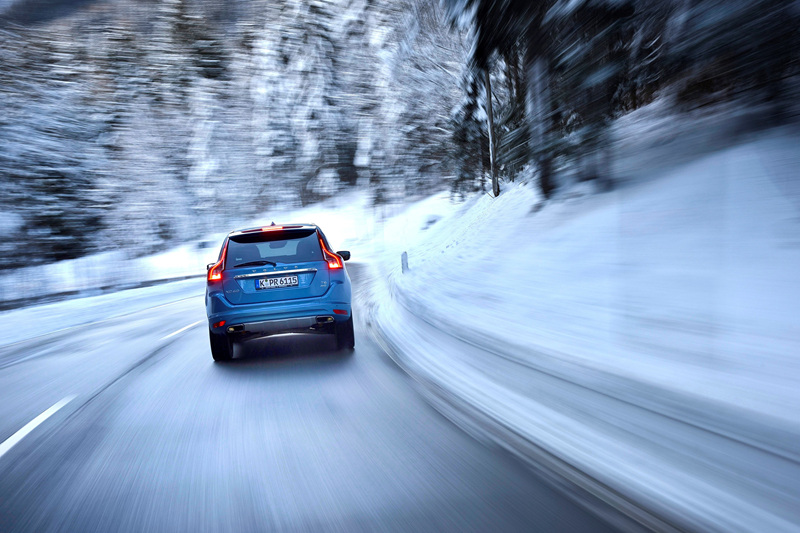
[484,67,499,197]
[525,49,554,198]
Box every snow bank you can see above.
[370,131,800,531]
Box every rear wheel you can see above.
[209,329,232,361]
[335,316,355,350]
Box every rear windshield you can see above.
[227,229,322,266]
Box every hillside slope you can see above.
[370,130,800,531]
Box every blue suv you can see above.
[205,224,353,361]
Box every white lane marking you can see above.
[0,396,75,460]
[161,320,203,340]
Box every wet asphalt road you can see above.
[0,265,617,532]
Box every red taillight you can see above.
[213,320,226,328]
[318,234,343,270]
[333,309,348,315]
[208,262,223,281]
[207,242,227,282]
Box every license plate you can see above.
[257,275,299,290]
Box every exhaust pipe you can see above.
[316,316,334,324]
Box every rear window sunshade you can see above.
[230,228,316,244]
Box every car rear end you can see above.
[205,225,352,360]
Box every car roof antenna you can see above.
[270,221,276,226]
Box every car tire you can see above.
[335,316,355,350]
[209,329,232,361]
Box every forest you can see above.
[1,0,798,269]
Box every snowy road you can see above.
[0,265,617,532]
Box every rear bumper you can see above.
[224,315,336,340]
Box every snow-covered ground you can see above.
[3,128,799,530]
[369,131,800,531]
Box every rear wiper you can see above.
[234,260,277,268]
